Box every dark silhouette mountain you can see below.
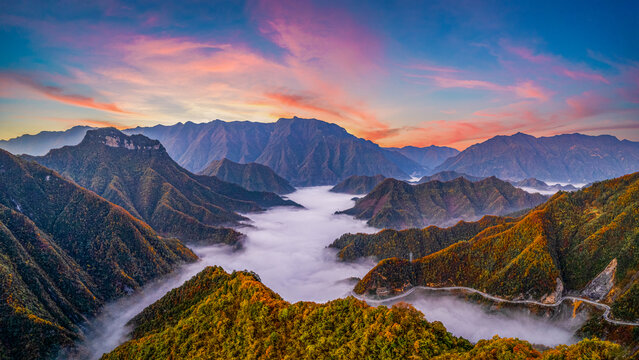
[330,215,519,261]
[0,125,92,156]
[510,178,578,192]
[126,117,424,186]
[417,170,483,183]
[386,145,460,170]
[28,128,299,245]
[338,177,547,229]
[356,173,639,323]
[102,267,624,359]
[436,132,639,183]
[199,158,295,194]
[330,174,386,194]
[0,149,196,359]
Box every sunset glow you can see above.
[1,0,637,148]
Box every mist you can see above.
[73,186,585,359]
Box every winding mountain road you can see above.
[355,285,639,327]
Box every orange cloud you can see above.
[1,73,135,114]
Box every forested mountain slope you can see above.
[101,267,626,360]
[356,173,639,323]
[0,149,196,359]
[29,128,298,245]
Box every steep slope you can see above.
[355,173,639,323]
[127,117,425,185]
[253,118,422,186]
[30,128,298,245]
[102,267,625,360]
[330,215,519,261]
[417,171,483,183]
[386,145,460,170]
[0,149,196,359]
[339,177,547,229]
[329,174,386,194]
[124,120,272,173]
[0,125,92,156]
[436,132,639,183]
[198,158,294,194]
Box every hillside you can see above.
[101,266,625,359]
[29,128,298,245]
[355,173,639,323]
[0,125,92,156]
[198,158,294,194]
[385,145,460,170]
[436,132,639,183]
[338,177,547,229]
[0,149,196,360]
[329,174,386,194]
[126,117,424,186]
[330,215,519,261]
[417,171,483,183]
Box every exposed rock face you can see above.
[582,258,617,300]
[542,278,564,304]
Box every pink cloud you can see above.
[1,73,135,114]
[562,69,609,84]
[503,43,553,63]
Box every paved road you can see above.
[355,285,639,327]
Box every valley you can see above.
[73,187,600,358]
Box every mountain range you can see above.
[338,177,548,229]
[101,266,625,359]
[0,149,196,359]
[27,128,298,245]
[355,172,639,324]
[198,158,295,194]
[126,117,426,186]
[4,122,639,185]
[509,178,578,192]
[436,132,639,183]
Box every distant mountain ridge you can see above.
[338,177,548,229]
[0,149,196,359]
[0,125,92,155]
[28,128,298,245]
[126,117,425,186]
[385,145,460,170]
[199,158,295,194]
[436,132,639,183]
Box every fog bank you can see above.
[74,186,584,359]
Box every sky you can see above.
[0,0,638,149]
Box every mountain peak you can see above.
[82,127,163,151]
